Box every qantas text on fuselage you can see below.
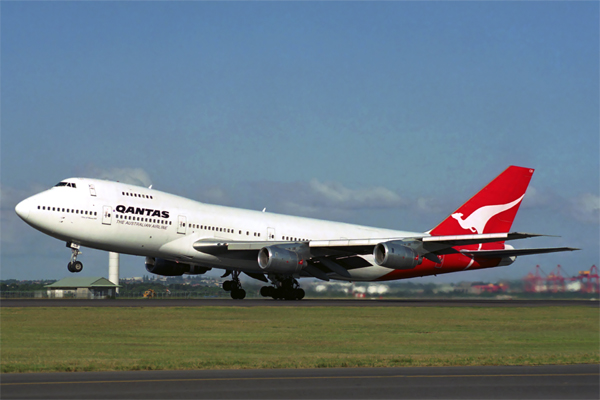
[15,166,578,300]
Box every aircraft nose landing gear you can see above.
[222,270,246,299]
[66,242,83,273]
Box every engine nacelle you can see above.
[145,257,211,276]
[258,244,308,274]
[373,241,422,270]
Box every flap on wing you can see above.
[461,247,579,258]
[193,239,288,254]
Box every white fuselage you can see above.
[16,178,420,280]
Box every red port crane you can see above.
[524,265,546,293]
[546,265,566,293]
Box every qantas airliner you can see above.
[15,166,577,300]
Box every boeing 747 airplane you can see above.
[15,166,577,300]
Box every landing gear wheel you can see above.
[71,261,83,273]
[67,243,82,273]
[67,261,83,273]
[260,286,274,297]
[224,271,246,300]
[266,276,305,300]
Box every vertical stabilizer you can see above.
[429,166,534,236]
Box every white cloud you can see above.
[86,167,152,187]
[415,197,443,213]
[306,179,406,210]
[197,179,408,221]
[198,187,232,205]
[569,193,600,224]
[521,186,553,208]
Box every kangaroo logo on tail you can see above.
[451,194,525,234]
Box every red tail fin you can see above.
[429,166,534,236]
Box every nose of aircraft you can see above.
[15,199,31,221]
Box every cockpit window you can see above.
[54,182,76,188]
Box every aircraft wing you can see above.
[193,232,548,258]
[192,233,577,281]
[460,247,580,258]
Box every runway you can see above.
[1,298,598,307]
[2,364,598,399]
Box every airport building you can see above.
[45,277,120,299]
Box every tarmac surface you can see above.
[2,298,599,307]
[2,364,598,399]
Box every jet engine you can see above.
[373,241,422,270]
[258,244,309,274]
[145,257,211,276]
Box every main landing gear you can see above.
[222,270,246,300]
[66,242,83,273]
[260,276,305,301]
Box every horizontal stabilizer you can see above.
[461,247,579,258]
[421,232,548,246]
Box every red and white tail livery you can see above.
[430,166,533,236]
[15,166,577,300]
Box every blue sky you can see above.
[1,2,598,283]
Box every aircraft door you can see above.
[102,206,112,225]
[267,227,275,241]
[177,215,187,234]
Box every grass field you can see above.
[1,306,598,373]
